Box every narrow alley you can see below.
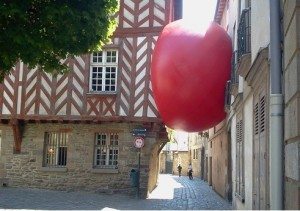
[0,174,231,210]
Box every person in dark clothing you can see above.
[188,163,193,180]
[177,164,182,177]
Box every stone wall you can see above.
[283,0,300,209]
[188,133,207,178]
[147,141,162,194]
[210,126,230,199]
[0,122,160,198]
[173,152,189,176]
[190,151,200,178]
[159,152,167,173]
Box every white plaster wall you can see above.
[238,76,244,93]
[251,0,270,63]
[230,114,238,208]
[243,93,253,209]
[228,0,239,48]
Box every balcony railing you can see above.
[237,8,251,60]
[224,80,231,110]
[231,50,238,84]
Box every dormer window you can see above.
[89,50,118,93]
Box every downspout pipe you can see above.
[269,0,284,209]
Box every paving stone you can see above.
[0,174,232,210]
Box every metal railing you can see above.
[237,8,251,60]
[231,50,239,84]
[224,80,231,109]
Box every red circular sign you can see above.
[134,137,145,148]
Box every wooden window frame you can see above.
[89,49,118,93]
[43,132,68,168]
[93,132,119,169]
[252,87,269,209]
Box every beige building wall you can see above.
[250,0,270,63]
[208,121,231,199]
[173,152,189,176]
[188,132,208,179]
[158,150,189,176]
[189,134,201,178]
[159,152,167,173]
[282,0,300,209]
[243,91,253,209]
[0,122,162,198]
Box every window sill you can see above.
[87,92,117,97]
[40,167,68,172]
[91,168,119,174]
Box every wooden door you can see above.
[209,156,212,185]
[253,89,269,209]
[253,99,260,209]
[204,157,208,181]
[200,147,205,179]
[165,161,173,174]
[227,130,232,202]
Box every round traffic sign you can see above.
[134,137,145,148]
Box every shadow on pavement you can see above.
[0,175,231,210]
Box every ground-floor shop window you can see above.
[94,133,119,169]
[43,132,68,167]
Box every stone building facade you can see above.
[188,132,209,179]
[0,0,182,198]
[0,123,162,195]
[159,131,189,176]
[215,0,299,209]
[208,121,231,201]
[282,0,300,209]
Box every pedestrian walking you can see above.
[177,164,182,177]
[188,163,193,180]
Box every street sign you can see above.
[134,137,145,148]
[132,128,147,137]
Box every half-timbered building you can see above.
[0,0,182,198]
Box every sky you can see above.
[183,0,217,27]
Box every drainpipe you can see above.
[269,0,283,209]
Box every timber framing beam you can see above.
[158,142,167,155]
[10,119,24,154]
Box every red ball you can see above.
[151,20,232,132]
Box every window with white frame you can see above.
[43,132,68,167]
[94,133,119,169]
[90,50,118,93]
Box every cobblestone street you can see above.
[0,174,232,210]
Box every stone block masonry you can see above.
[283,1,300,209]
[0,122,160,197]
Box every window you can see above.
[90,50,118,93]
[235,113,245,202]
[193,149,199,160]
[43,132,68,167]
[237,8,251,60]
[94,133,119,169]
